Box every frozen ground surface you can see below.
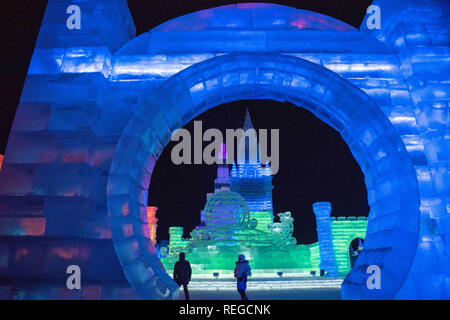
[182,277,342,300]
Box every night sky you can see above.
[1,0,371,243]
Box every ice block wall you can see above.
[0,0,139,299]
[0,0,447,299]
[330,217,368,276]
[168,227,188,255]
[360,0,450,300]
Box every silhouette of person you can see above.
[234,254,251,300]
[173,252,192,300]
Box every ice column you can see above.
[147,206,158,245]
[313,202,338,277]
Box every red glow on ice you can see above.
[51,247,77,260]
[21,217,46,236]
[122,223,134,237]
[122,203,129,216]
[16,248,29,259]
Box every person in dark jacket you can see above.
[234,254,252,300]
[173,252,192,300]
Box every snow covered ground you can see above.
[183,277,343,300]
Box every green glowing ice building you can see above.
[161,111,367,278]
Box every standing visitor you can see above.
[234,254,252,300]
[173,252,192,300]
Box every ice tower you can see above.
[230,110,274,233]
[313,202,338,277]
[201,143,231,225]
[214,143,231,192]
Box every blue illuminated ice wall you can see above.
[0,0,448,299]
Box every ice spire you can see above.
[243,108,254,131]
[238,109,261,165]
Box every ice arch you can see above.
[107,52,420,299]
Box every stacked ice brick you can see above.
[0,0,139,299]
[330,216,368,276]
[361,0,450,299]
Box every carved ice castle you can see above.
[162,110,368,277]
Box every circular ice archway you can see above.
[107,53,420,299]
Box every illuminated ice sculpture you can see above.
[313,202,338,277]
[160,111,366,278]
[162,193,367,277]
[0,0,447,299]
[204,191,250,233]
[163,189,313,274]
[230,110,275,233]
